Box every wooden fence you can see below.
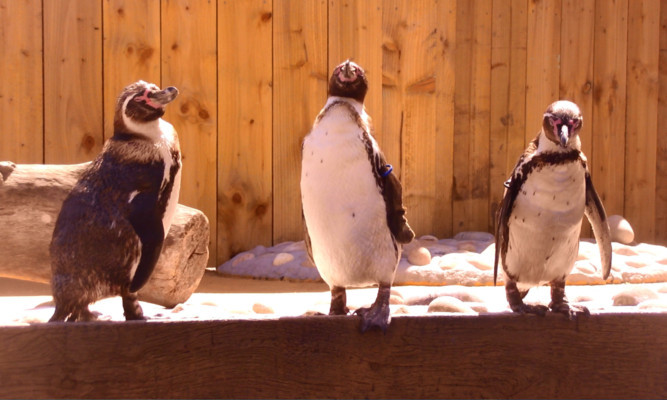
[1,0,665,267]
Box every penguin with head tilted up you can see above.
[301,60,415,333]
[494,100,612,318]
[49,80,180,322]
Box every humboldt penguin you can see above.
[49,80,180,322]
[301,60,415,332]
[494,100,612,318]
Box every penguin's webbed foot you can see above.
[354,283,392,333]
[65,308,100,322]
[510,302,549,316]
[549,301,590,320]
[355,303,390,333]
[506,281,548,316]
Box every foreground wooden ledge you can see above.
[0,313,665,399]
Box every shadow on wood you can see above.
[0,313,664,399]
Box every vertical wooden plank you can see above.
[273,0,327,243]
[0,0,43,163]
[434,0,457,238]
[625,0,660,243]
[592,0,627,219]
[525,0,561,141]
[102,0,161,141]
[383,0,444,237]
[161,0,217,265]
[489,0,528,232]
[218,0,273,262]
[328,0,383,150]
[560,0,594,237]
[452,0,492,233]
[657,0,667,245]
[43,0,103,164]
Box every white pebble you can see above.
[407,247,431,266]
[273,252,294,266]
[231,252,255,267]
[427,296,476,314]
[453,231,494,242]
[252,303,274,314]
[608,215,635,244]
[612,287,659,306]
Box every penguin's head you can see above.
[114,80,179,135]
[328,60,368,103]
[542,100,582,149]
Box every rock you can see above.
[231,252,255,267]
[612,287,659,306]
[613,244,639,256]
[608,215,634,244]
[252,303,274,314]
[389,294,404,305]
[407,246,431,266]
[418,234,439,243]
[273,252,294,266]
[457,241,479,252]
[453,231,494,242]
[0,162,210,308]
[427,296,476,314]
[621,266,667,284]
[468,254,493,271]
[469,303,488,313]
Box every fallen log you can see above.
[0,161,209,308]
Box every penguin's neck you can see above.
[119,114,175,144]
[319,96,372,133]
[535,129,581,155]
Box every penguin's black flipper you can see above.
[584,171,612,280]
[494,175,520,286]
[379,165,414,244]
[128,190,165,293]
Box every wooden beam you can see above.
[0,314,664,399]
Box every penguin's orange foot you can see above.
[355,303,390,334]
[550,301,590,320]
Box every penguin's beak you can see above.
[339,60,356,82]
[558,124,569,147]
[151,86,179,107]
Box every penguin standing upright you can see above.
[494,100,612,318]
[301,60,414,332]
[49,80,180,322]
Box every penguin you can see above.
[49,80,180,322]
[494,100,612,318]
[301,60,415,332]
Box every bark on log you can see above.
[0,161,209,307]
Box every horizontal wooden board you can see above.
[0,314,665,399]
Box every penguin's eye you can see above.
[571,119,581,130]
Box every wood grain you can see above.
[657,0,667,245]
[102,0,161,141]
[489,0,528,231]
[161,0,218,265]
[433,0,457,238]
[591,0,628,220]
[625,0,660,243]
[272,0,328,243]
[384,1,441,237]
[525,0,561,143]
[329,0,383,148]
[0,314,664,399]
[0,0,43,163]
[43,0,103,164]
[560,0,595,237]
[217,0,273,262]
[453,0,492,233]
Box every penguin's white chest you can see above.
[505,161,586,288]
[301,110,397,288]
[157,120,181,237]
